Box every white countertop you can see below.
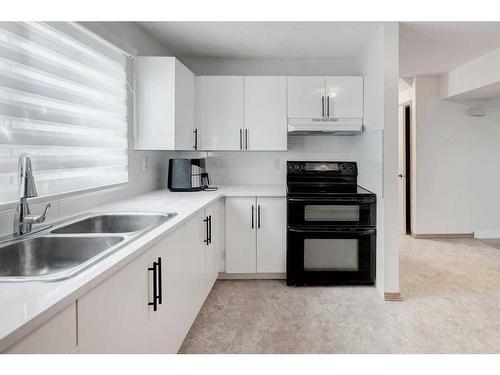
[0,184,285,351]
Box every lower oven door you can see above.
[287,226,376,286]
[287,196,376,227]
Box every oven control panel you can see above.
[287,161,357,176]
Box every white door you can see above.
[325,76,363,118]
[226,197,257,273]
[196,76,244,150]
[174,59,196,150]
[244,76,287,150]
[287,76,325,118]
[256,197,286,273]
[77,249,155,353]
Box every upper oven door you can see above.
[287,196,376,227]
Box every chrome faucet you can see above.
[13,153,51,236]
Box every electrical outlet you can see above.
[273,159,280,170]
[142,156,149,172]
[221,250,226,259]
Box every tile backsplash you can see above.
[205,135,357,185]
[204,133,383,193]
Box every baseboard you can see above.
[474,230,500,239]
[384,292,403,301]
[218,273,286,280]
[412,233,473,239]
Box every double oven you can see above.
[286,161,376,286]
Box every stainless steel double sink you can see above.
[0,212,177,282]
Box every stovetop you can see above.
[286,161,375,197]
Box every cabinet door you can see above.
[136,56,176,150]
[287,76,325,118]
[154,211,214,354]
[325,76,363,118]
[206,198,225,276]
[256,197,286,273]
[226,197,257,273]
[158,219,206,353]
[244,76,287,150]
[4,304,77,354]
[77,251,155,353]
[196,76,244,150]
[174,59,196,150]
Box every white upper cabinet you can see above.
[244,76,287,150]
[135,57,196,150]
[325,76,364,118]
[196,76,244,150]
[287,76,364,119]
[287,76,325,118]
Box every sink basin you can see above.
[51,213,174,234]
[0,235,124,280]
[0,211,177,282]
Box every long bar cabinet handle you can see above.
[157,257,162,305]
[148,261,158,311]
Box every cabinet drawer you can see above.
[4,303,77,354]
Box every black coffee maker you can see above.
[167,158,215,192]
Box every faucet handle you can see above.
[25,203,51,225]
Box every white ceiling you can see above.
[400,22,500,77]
[138,22,381,59]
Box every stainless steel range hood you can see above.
[288,118,363,135]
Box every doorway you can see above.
[399,103,412,235]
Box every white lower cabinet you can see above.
[77,240,165,353]
[256,197,287,273]
[4,303,77,354]
[226,197,257,273]
[226,197,286,274]
[77,200,221,354]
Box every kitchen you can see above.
[0,20,398,355]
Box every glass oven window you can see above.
[304,205,360,222]
[303,239,359,271]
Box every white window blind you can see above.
[0,22,130,204]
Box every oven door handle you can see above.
[288,227,376,235]
[287,197,376,203]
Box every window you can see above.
[0,22,130,204]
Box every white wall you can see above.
[0,22,173,236]
[407,74,500,236]
[354,23,400,296]
[440,47,500,99]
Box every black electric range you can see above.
[286,161,376,286]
